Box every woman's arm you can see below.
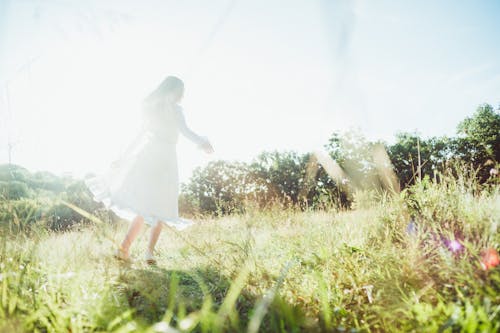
[177,107,210,147]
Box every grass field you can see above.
[1,174,499,332]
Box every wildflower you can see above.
[480,248,500,270]
[442,238,464,254]
[406,219,417,235]
[447,240,463,253]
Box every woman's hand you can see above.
[199,139,214,154]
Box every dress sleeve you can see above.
[176,106,207,146]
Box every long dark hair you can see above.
[143,75,184,107]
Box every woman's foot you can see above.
[144,251,157,265]
[114,247,130,262]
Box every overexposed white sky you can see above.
[1,0,499,182]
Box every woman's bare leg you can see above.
[147,221,163,256]
[119,215,145,257]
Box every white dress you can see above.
[84,102,207,230]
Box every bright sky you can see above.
[1,0,499,183]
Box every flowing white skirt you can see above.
[84,132,194,230]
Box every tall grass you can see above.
[0,167,499,332]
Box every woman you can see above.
[85,75,214,264]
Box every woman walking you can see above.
[85,75,214,264]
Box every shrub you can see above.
[0,180,32,200]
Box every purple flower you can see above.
[406,220,417,235]
[446,239,463,253]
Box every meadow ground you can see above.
[0,176,499,332]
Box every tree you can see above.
[324,130,386,190]
[249,151,311,206]
[180,160,252,215]
[387,133,452,187]
[455,104,500,181]
[179,150,349,215]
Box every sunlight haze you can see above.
[1,0,499,182]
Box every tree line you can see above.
[179,104,500,215]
